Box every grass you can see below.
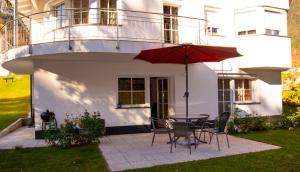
[0,75,30,131]
[0,144,109,172]
[127,128,300,172]
[0,127,300,171]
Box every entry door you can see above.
[157,78,169,119]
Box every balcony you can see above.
[236,35,291,70]
[0,8,207,60]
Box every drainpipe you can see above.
[13,0,18,48]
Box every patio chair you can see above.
[150,117,172,147]
[191,114,210,143]
[207,111,231,151]
[170,121,195,154]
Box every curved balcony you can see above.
[0,8,207,60]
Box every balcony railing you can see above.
[0,8,207,54]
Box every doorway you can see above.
[150,78,169,120]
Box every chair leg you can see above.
[194,134,197,149]
[169,134,173,153]
[187,136,191,154]
[204,131,206,142]
[226,133,230,148]
[151,132,155,146]
[216,134,220,151]
[209,133,213,144]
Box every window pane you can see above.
[132,92,145,104]
[82,0,89,8]
[74,0,81,8]
[163,6,170,15]
[118,78,131,91]
[118,92,131,105]
[171,7,178,15]
[101,0,108,8]
[132,78,145,91]
[109,0,117,9]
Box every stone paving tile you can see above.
[0,127,47,150]
[99,133,280,171]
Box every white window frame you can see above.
[72,0,89,24]
[99,0,117,25]
[234,79,253,102]
[54,3,66,28]
[117,77,146,107]
[204,6,222,36]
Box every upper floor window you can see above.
[54,3,66,28]
[73,0,89,24]
[264,10,284,36]
[100,0,117,25]
[205,6,222,36]
[235,79,252,102]
[235,7,287,37]
[118,78,145,105]
[163,5,179,44]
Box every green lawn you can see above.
[0,75,30,131]
[0,144,109,172]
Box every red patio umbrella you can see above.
[134,44,242,119]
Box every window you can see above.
[235,79,252,102]
[163,6,178,43]
[205,7,222,35]
[264,10,284,36]
[73,0,89,24]
[237,29,256,36]
[100,0,117,25]
[265,29,279,36]
[118,78,145,105]
[54,3,65,28]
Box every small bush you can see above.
[44,110,105,149]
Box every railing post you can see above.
[116,10,120,50]
[28,17,32,54]
[68,9,72,50]
[13,0,18,48]
[160,15,164,46]
[198,19,201,45]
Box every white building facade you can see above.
[0,0,291,137]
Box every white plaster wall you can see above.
[235,70,283,116]
[33,60,218,130]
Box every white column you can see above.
[13,0,18,48]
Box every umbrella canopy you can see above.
[135,44,241,64]
[134,44,242,119]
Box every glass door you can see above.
[157,78,169,119]
[218,79,232,114]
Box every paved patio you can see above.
[0,127,47,149]
[99,133,280,171]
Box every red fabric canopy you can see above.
[134,44,242,64]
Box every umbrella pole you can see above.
[185,46,189,121]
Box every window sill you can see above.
[234,101,261,105]
[115,106,150,109]
[207,34,226,37]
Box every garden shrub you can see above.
[227,110,267,134]
[44,110,105,149]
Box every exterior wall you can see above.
[0,0,291,134]
[234,70,283,116]
[33,60,218,130]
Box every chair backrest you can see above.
[218,111,230,132]
[172,122,192,137]
[150,117,170,129]
[194,114,209,126]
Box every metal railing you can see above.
[0,8,207,54]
